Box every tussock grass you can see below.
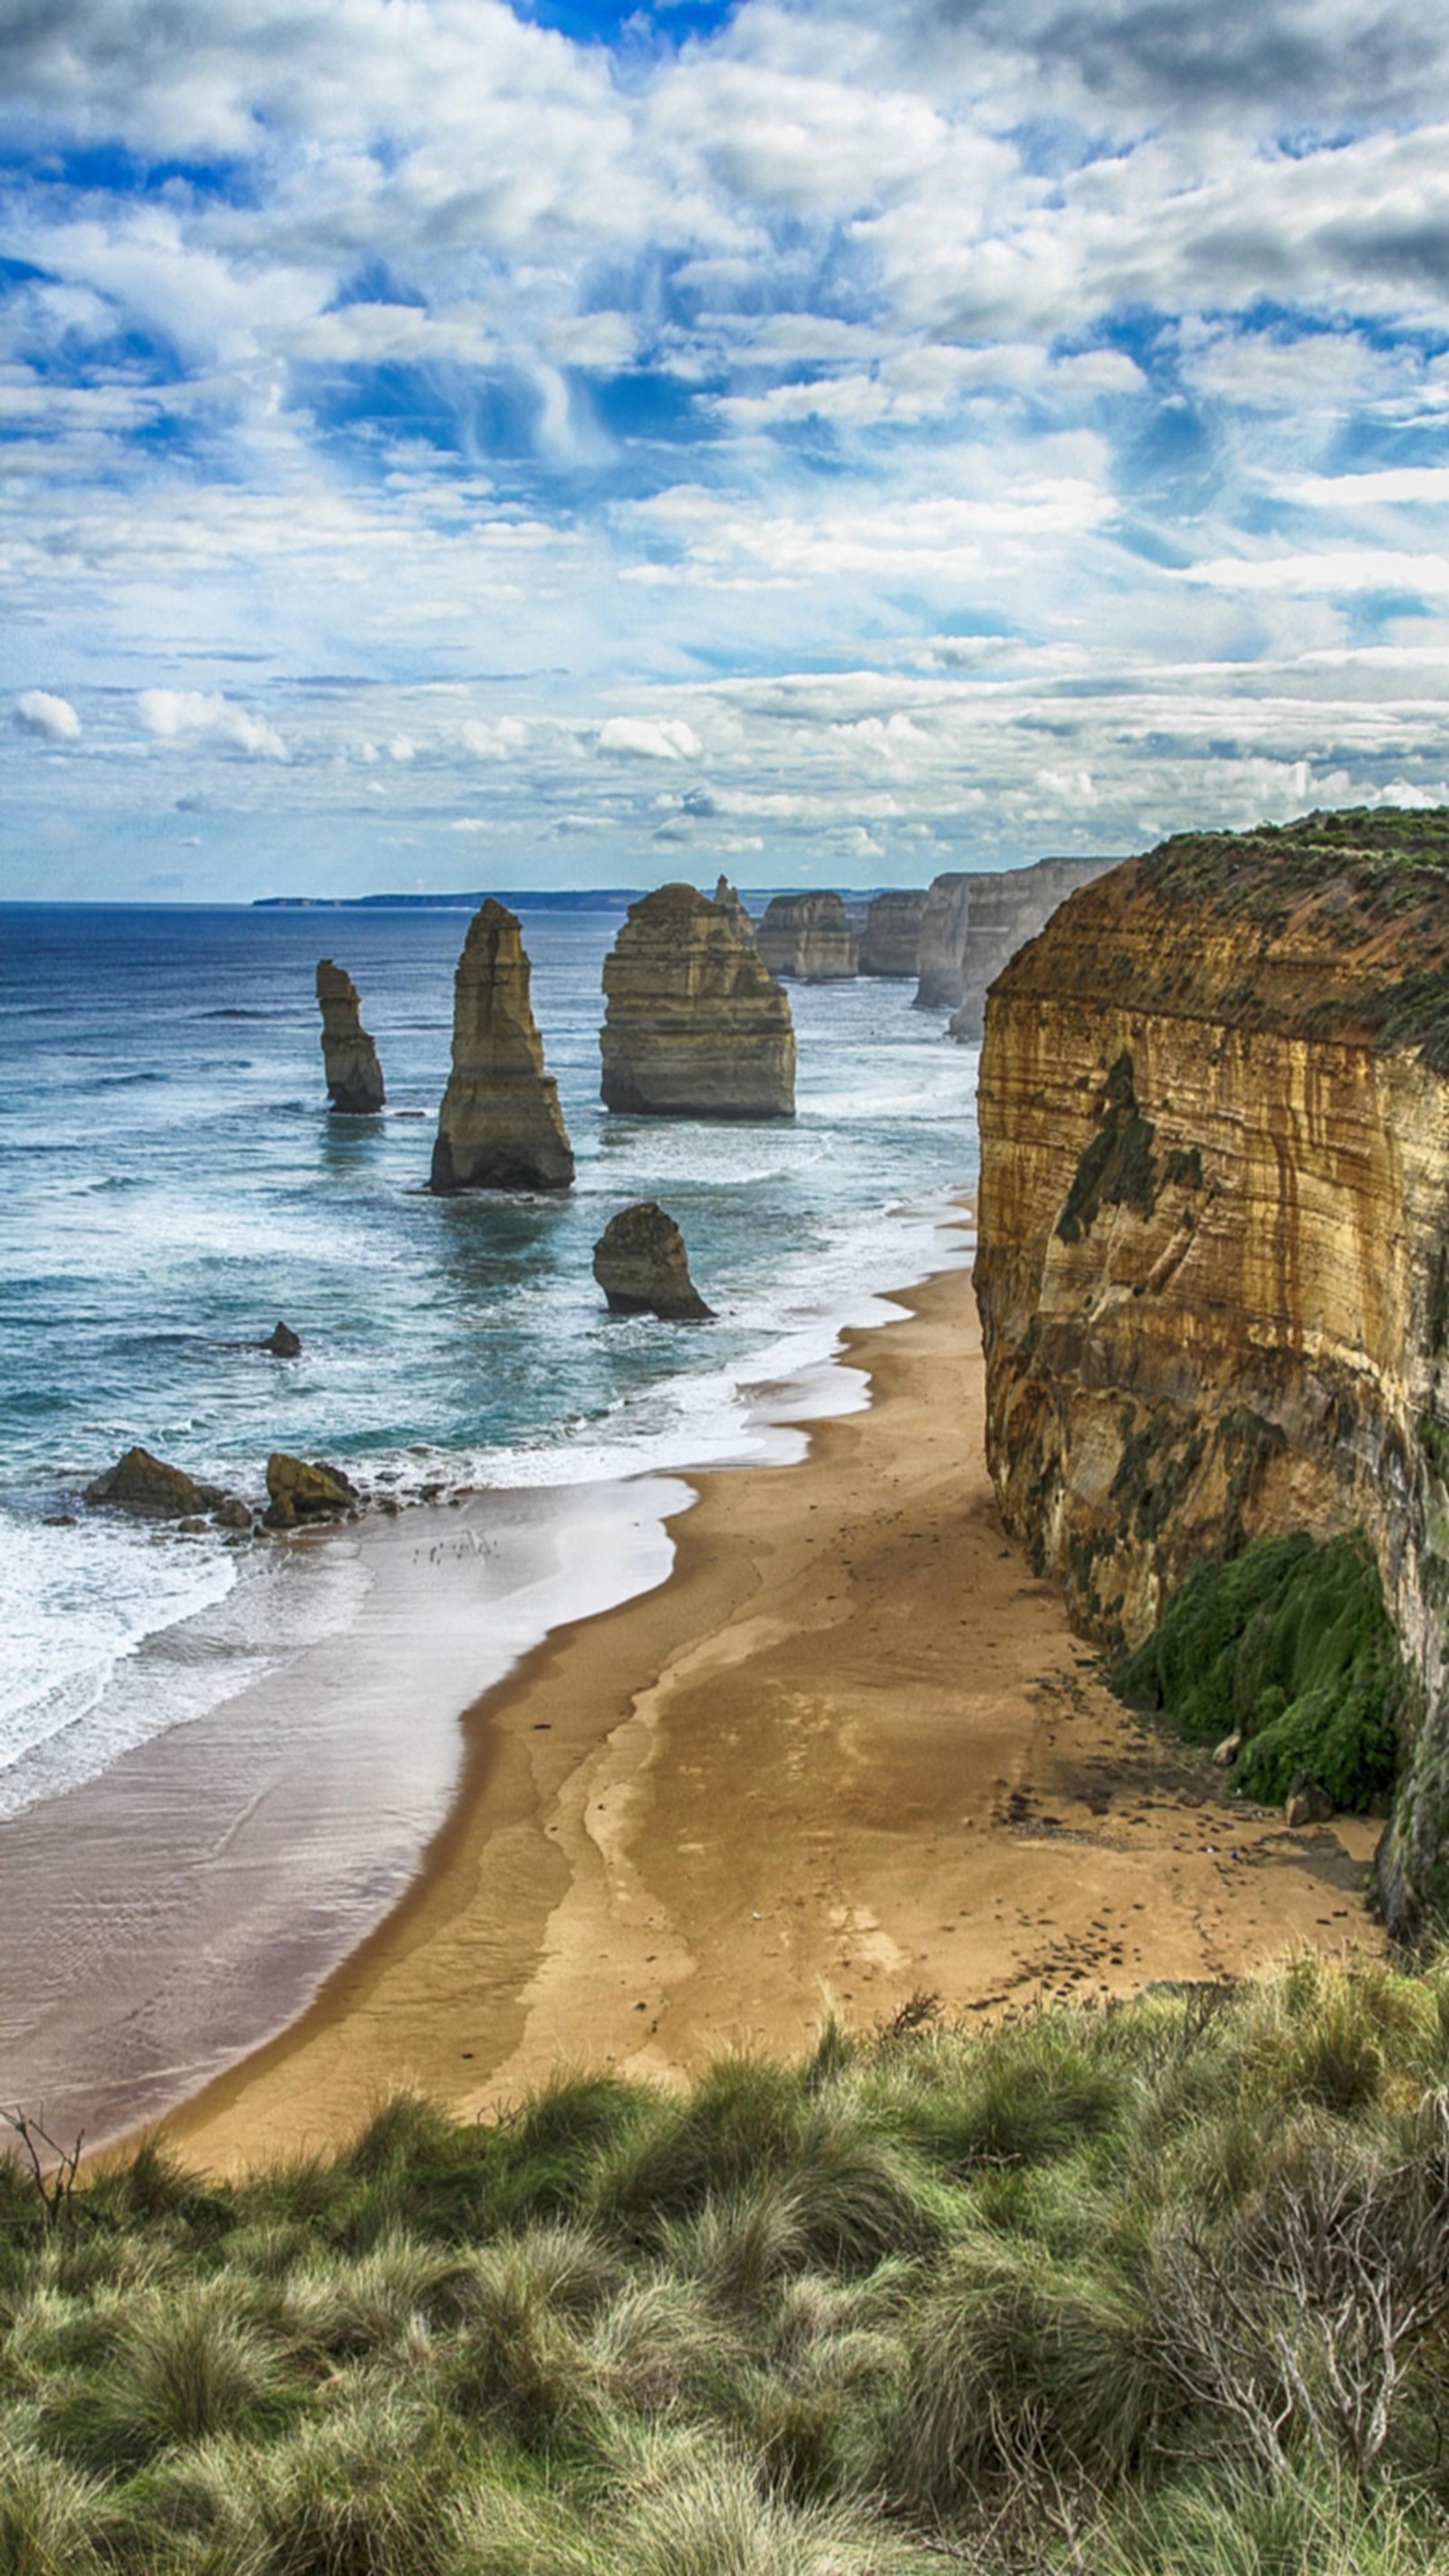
[9,1955,1449,2571]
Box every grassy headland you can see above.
[7,1956,1449,2574]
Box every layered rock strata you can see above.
[973,806,1449,1935]
[430,901,574,1191]
[600,885,795,1119]
[756,890,859,981]
[859,889,926,977]
[315,960,385,1113]
[915,857,1118,1018]
[592,1202,711,1320]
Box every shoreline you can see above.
[168,1254,1387,2178]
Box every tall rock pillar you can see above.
[316,960,385,1113]
[600,884,795,1119]
[430,900,574,1191]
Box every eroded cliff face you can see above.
[916,858,1118,1018]
[859,890,926,978]
[757,891,859,982]
[601,884,795,1119]
[974,809,1449,1936]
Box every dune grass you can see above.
[8,1956,1449,2570]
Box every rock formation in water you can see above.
[264,1452,358,1528]
[262,1322,302,1358]
[593,1202,712,1320]
[712,877,755,944]
[315,960,385,1113]
[430,900,574,1192]
[972,806,1449,1935]
[756,890,859,982]
[914,858,1118,1021]
[859,889,926,977]
[85,1446,223,1518]
[600,884,795,1119]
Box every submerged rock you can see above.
[264,1452,358,1529]
[859,889,926,978]
[593,1203,712,1321]
[430,900,574,1193]
[316,960,385,1113]
[600,884,795,1120]
[85,1446,220,1519]
[756,890,859,982]
[261,1321,302,1358]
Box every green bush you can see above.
[1114,1530,1404,1809]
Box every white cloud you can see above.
[135,689,288,759]
[14,688,81,740]
[597,716,703,759]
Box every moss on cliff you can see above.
[1055,1053,1158,1243]
[1114,1531,1404,1812]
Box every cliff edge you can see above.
[974,807,1449,1937]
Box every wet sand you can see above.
[171,1257,1386,2176]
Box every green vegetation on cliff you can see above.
[1114,1531,1405,1811]
[9,1959,1449,2572]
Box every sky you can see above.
[5,0,1449,902]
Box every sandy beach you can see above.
[168,1251,1386,2175]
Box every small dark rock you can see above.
[85,1445,211,1519]
[262,1321,302,1358]
[592,1202,712,1322]
[1285,1773,1335,1829]
[212,1497,254,1533]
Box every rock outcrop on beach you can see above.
[264,1452,358,1528]
[756,891,859,982]
[600,884,795,1119]
[973,806,1449,1936]
[712,877,755,943]
[593,1202,712,1320]
[315,961,385,1113]
[84,1446,222,1519]
[915,857,1118,1020]
[859,890,926,977]
[430,901,574,1192]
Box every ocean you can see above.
[0,897,979,2129]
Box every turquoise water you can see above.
[0,898,979,1831]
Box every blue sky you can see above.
[5,0,1449,900]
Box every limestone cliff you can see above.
[974,807,1449,1935]
[859,890,926,978]
[430,900,574,1192]
[316,960,385,1112]
[915,858,1118,1018]
[757,891,859,982]
[600,884,795,1120]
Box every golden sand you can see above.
[172,1256,1384,2175]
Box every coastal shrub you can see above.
[17,1963,1449,2573]
[888,2234,1167,2510]
[1114,1530,1405,1810]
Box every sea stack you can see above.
[756,890,859,981]
[971,805,1449,1938]
[315,960,385,1113]
[712,876,756,943]
[592,1202,712,1320]
[429,900,574,1192]
[859,889,926,977]
[600,883,795,1120]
